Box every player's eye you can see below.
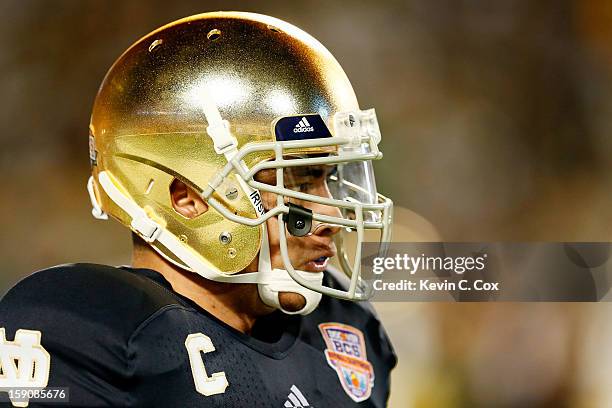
[297,183,312,193]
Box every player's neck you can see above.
[131,247,274,334]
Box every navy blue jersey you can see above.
[0,264,396,407]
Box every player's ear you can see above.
[170,178,208,219]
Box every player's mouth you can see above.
[304,252,334,272]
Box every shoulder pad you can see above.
[0,263,182,339]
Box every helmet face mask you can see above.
[87,12,393,314]
[208,121,393,301]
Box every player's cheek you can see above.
[265,216,280,245]
[261,195,310,268]
[260,191,277,211]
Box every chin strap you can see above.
[92,171,324,315]
[256,223,323,315]
[87,176,108,220]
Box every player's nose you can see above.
[310,204,342,237]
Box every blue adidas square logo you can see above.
[274,114,332,141]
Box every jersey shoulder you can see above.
[0,263,183,339]
[323,266,377,314]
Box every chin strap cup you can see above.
[257,269,324,315]
[256,222,323,315]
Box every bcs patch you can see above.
[318,323,374,402]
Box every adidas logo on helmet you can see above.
[293,117,314,133]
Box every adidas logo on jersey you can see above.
[293,117,314,133]
[284,385,310,407]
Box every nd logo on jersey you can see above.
[318,323,374,403]
[0,328,51,408]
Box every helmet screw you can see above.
[219,232,232,245]
[179,234,188,243]
[295,220,306,229]
[225,186,239,201]
[228,248,237,258]
[348,114,356,127]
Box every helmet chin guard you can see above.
[257,272,323,315]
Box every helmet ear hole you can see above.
[207,29,221,41]
[148,39,163,53]
[169,178,208,220]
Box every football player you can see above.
[0,12,396,407]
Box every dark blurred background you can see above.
[1,1,611,406]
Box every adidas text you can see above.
[293,117,314,133]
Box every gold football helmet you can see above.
[87,12,392,314]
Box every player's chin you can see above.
[278,292,306,313]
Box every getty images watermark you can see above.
[361,243,612,301]
[371,251,497,291]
